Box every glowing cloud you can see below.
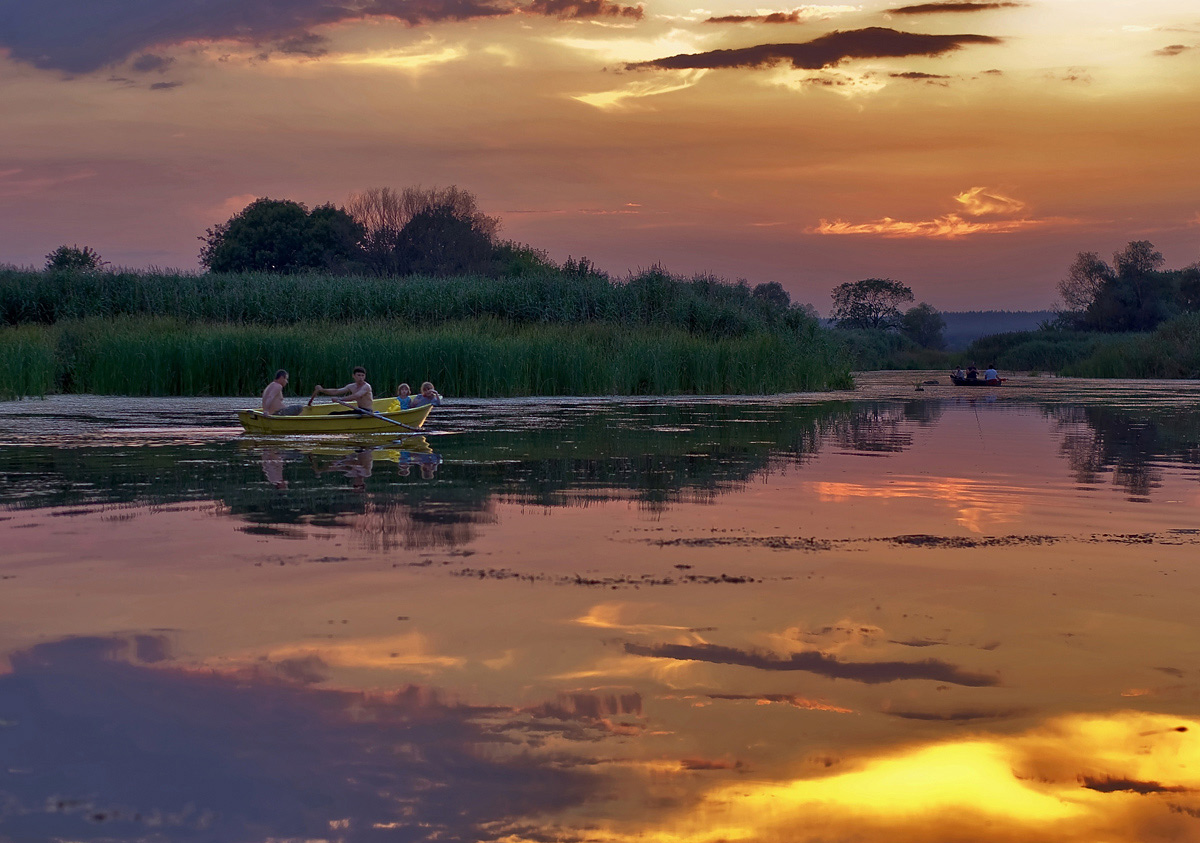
[573,69,707,110]
[814,188,1084,239]
[955,186,1026,216]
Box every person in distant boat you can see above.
[952,367,966,380]
[407,381,442,409]
[310,366,374,411]
[262,369,305,416]
[396,382,413,409]
[984,364,1001,385]
[966,366,979,381]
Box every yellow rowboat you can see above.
[237,398,433,435]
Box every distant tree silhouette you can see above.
[199,198,362,273]
[752,281,791,308]
[1056,240,1184,332]
[45,245,107,272]
[830,278,914,330]
[394,205,495,276]
[347,185,500,276]
[900,302,946,349]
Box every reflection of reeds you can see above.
[0,317,849,397]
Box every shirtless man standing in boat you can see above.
[262,369,305,416]
[310,366,374,411]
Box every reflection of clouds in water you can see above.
[575,602,699,634]
[0,636,590,842]
[244,631,468,674]
[623,641,998,687]
[814,477,1027,533]
[497,712,1200,843]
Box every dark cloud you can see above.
[1082,776,1194,794]
[890,1,1025,13]
[273,32,331,58]
[129,53,174,73]
[624,642,999,686]
[0,0,512,74]
[627,27,1001,71]
[705,11,807,24]
[889,70,950,79]
[0,635,591,841]
[149,80,183,90]
[1155,44,1192,57]
[526,0,644,19]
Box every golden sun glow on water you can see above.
[499,713,1200,843]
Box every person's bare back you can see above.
[261,369,304,415]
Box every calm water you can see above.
[2,373,1200,842]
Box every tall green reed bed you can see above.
[0,326,57,398]
[2,317,851,398]
[0,267,812,339]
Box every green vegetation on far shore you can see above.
[0,316,851,399]
[0,265,852,399]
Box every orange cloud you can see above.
[814,188,1083,239]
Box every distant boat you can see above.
[949,376,1005,387]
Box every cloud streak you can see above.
[624,641,999,686]
[890,1,1025,13]
[627,26,1001,71]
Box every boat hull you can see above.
[237,398,433,434]
[949,376,1004,386]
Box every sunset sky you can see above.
[1,0,1198,310]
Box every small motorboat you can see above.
[237,398,433,434]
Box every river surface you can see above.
[2,372,1200,843]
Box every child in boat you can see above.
[262,369,305,416]
[396,383,413,409]
[407,382,442,409]
[952,367,965,380]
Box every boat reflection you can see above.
[257,436,442,492]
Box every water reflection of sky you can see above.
[3,374,1200,842]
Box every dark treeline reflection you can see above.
[2,400,1198,546]
[1047,405,1200,501]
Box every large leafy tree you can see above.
[1056,240,1178,332]
[394,205,495,276]
[830,278,914,330]
[346,185,500,276]
[900,302,946,349]
[199,198,363,273]
[45,244,107,272]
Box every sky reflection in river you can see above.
[2,373,1200,842]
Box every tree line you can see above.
[1056,240,1200,332]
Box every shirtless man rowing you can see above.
[310,366,374,411]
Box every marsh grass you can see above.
[0,326,56,398]
[4,317,851,398]
[0,267,813,339]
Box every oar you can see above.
[332,398,424,433]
